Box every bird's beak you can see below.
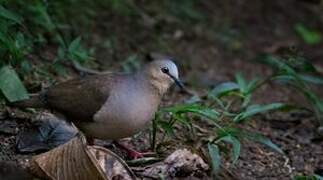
[165,72,193,95]
[166,72,185,90]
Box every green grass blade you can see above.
[293,175,322,180]
[218,135,241,164]
[234,103,288,122]
[299,74,323,85]
[162,104,220,120]
[271,74,297,83]
[246,78,262,93]
[258,54,296,74]
[235,73,247,93]
[209,82,240,98]
[246,133,284,154]
[0,5,22,24]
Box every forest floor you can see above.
[1,0,323,179]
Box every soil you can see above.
[1,0,323,179]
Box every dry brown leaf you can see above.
[29,134,136,180]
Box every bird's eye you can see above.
[161,67,169,73]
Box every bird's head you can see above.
[143,59,184,95]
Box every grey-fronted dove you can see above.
[13,59,183,157]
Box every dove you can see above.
[13,59,184,158]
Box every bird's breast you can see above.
[113,90,158,121]
[88,88,160,139]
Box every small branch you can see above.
[71,61,111,75]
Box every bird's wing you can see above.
[46,74,121,122]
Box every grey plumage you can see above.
[13,60,181,140]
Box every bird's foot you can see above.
[127,149,144,159]
[114,141,152,159]
[124,148,155,159]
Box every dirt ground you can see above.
[1,0,323,179]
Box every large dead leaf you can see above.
[29,135,136,180]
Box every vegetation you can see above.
[0,0,203,102]
[258,53,323,125]
[1,0,323,179]
[152,53,323,175]
[154,73,286,175]
[0,0,100,102]
[294,175,323,180]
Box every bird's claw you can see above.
[127,150,144,159]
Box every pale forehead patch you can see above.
[157,59,179,79]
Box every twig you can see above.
[127,157,162,166]
[71,61,111,75]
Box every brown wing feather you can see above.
[46,74,120,122]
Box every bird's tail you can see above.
[10,93,47,108]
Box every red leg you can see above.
[113,141,146,159]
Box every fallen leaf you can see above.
[16,113,78,153]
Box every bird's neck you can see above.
[134,71,169,97]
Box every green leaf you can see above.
[299,74,323,85]
[19,60,32,75]
[241,95,252,108]
[67,37,89,63]
[218,135,241,164]
[258,54,296,74]
[0,65,29,102]
[52,62,67,76]
[218,128,284,154]
[234,103,288,122]
[236,75,262,108]
[172,113,190,126]
[246,133,284,154]
[57,46,65,59]
[300,90,323,124]
[293,175,309,180]
[217,127,241,137]
[295,23,322,45]
[0,5,22,24]
[293,175,322,180]
[208,143,221,173]
[315,175,323,180]
[209,82,240,98]
[162,104,220,120]
[235,73,247,93]
[295,60,318,73]
[247,78,264,94]
[28,1,55,32]
[271,74,297,84]
[68,37,82,53]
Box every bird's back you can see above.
[46,74,124,122]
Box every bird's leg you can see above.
[113,141,147,159]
